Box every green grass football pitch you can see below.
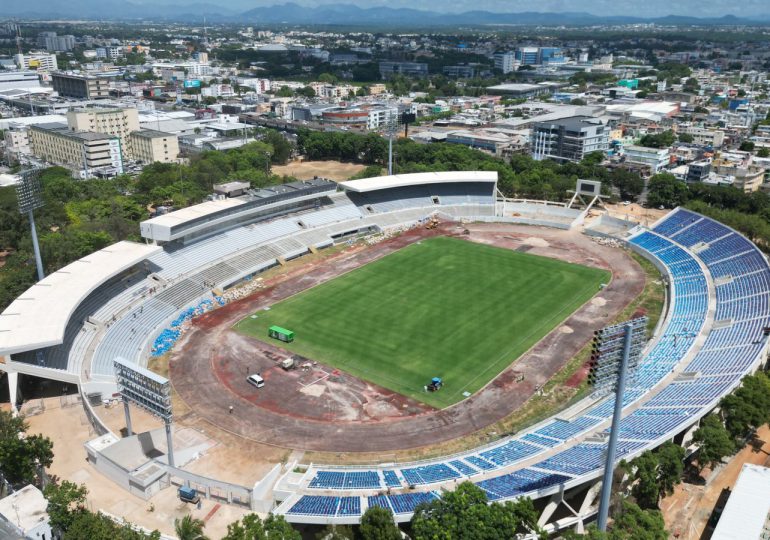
[234,236,610,408]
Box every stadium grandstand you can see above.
[0,172,768,532]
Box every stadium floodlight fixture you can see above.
[15,168,45,281]
[114,357,175,467]
[594,317,648,532]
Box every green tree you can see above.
[720,372,770,439]
[758,147,770,158]
[739,140,756,152]
[678,132,694,143]
[638,130,676,148]
[264,514,300,539]
[692,414,736,470]
[275,86,294,98]
[655,442,685,499]
[0,410,53,487]
[262,130,294,165]
[44,481,89,534]
[64,511,161,540]
[646,173,689,209]
[360,506,402,540]
[316,524,355,539]
[174,515,208,540]
[410,482,542,540]
[223,514,299,540]
[629,451,660,509]
[610,501,667,540]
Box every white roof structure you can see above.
[0,241,160,356]
[142,198,246,230]
[0,485,50,537]
[339,171,497,193]
[712,464,770,540]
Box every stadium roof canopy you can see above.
[338,171,498,193]
[0,241,160,356]
[141,197,246,230]
[711,464,770,540]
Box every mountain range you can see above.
[3,1,769,26]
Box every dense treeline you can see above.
[0,137,290,311]
[296,129,644,201]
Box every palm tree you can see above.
[174,515,208,540]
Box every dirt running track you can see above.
[170,223,645,452]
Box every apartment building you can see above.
[129,129,180,164]
[683,126,726,148]
[51,72,112,99]
[29,123,123,175]
[531,116,609,163]
[493,52,517,74]
[623,145,671,174]
[38,32,75,52]
[66,107,140,159]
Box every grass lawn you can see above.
[234,236,610,408]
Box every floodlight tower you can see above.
[386,114,399,176]
[15,169,45,281]
[588,317,647,531]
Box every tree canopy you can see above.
[0,411,53,487]
[410,482,543,540]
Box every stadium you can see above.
[1,171,768,535]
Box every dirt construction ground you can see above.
[662,424,770,539]
[170,222,645,453]
[271,160,368,181]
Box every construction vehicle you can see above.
[281,357,296,370]
[178,486,200,504]
[425,217,439,229]
[427,377,443,392]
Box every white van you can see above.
[247,374,265,388]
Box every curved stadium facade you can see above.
[0,172,768,532]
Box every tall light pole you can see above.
[589,317,647,531]
[15,168,45,281]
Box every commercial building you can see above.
[443,65,476,78]
[487,83,555,99]
[682,126,726,148]
[531,116,609,163]
[66,107,140,159]
[29,123,123,176]
[516,47,540,65]
[38,31,76,51]
[129,129,180,164]
[51,72,112,99]
[0,71,40,92]
[539,47,566,65]
[96,46,123,60]
[379,61,429,79]
[445,130,513,157]
[493,52,517,74]
[623,145,670,174]
[321,104,398,131]
[13,52,57,71]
